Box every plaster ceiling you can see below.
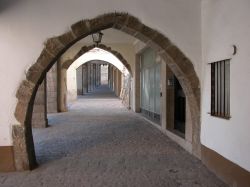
[78,28,136,44]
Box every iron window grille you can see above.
[211,59,230,119]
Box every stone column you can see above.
[90,63,94,91]
[134,54,141,112]
[57,61,67,112]
[117,70,122,97]
[32,79,48,128]
[93,64,96,88]
[96,64,100,86]
[110,65,114,90]
[98,64,102,86]
[108,65,111,88]
[114,68,118,95]
[46,63,58,113]
[82,64,88,94]
[87,63,92,92]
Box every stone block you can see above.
[71,20,91,38]
[16,80,35,103]
[126,15,143,32]
[88,17,112,32]
[12,125,30,170]
[44,37,65,57]
[14,101,29,125]
[26,63,45,85]
[58,31,76,46]
[152,33,172,50]
[113,13,129,29]
[36,49,54,69]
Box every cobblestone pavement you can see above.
[0,85,227,187]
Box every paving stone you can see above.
[0,85,227,187]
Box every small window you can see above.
[211,59,230,119]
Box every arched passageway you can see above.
[13,12,200,171]
[60,45,132,112]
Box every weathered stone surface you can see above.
[26,63,45,85]
[58,31,76,46]
[16,80,35,102]
[15,101,29,125]
[71,20,91,38]
[88,17,111,32]
[12,125,30,171]
[166,45,185,64]
[141,25,158,39]
[62,60,73,69]
[113,13,129,29]
[133,32,150,44]
[36,49,54,69]
[121,26,138,38]
[186,73,200,89]
[146,40,162,52]
[152,33,172,50]
[44,37,65,57]
[126,15,143,32]
[135,24,158,44]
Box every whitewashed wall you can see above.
[201,0,250,171]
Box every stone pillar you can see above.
[108,65,112,88]
[82,64,88,94]
[57,60,67,112]
[90,63,94,91]
[114,68,118,95]
[46,63,58,113]
[96,64,100,86]
[87,63,92,92]
[134,54,141,112]
[117,70,122,97]
[108,65,110,87]
[93,64,96,88]
[99,65,101,86]
[32,79,48,128]
[110,65,114,90]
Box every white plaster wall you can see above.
[0,0,201,145]
[201,0,250,171]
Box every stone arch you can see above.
[61,44,132,75]
[56,44,132,112]
[13,12,200,171]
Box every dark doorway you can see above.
[174,76,186,134]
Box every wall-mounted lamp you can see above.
[92,31,103,46]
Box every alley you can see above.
[0,85,226,187]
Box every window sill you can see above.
[207,113,231,120]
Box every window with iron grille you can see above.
[211,59,230,119]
